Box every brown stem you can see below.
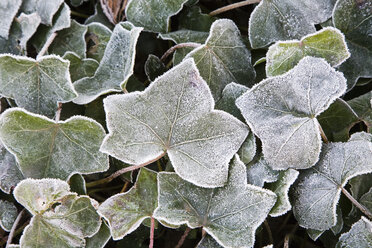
[120,181,130,193]
[149,217,155,248]
[37,32,57,59]
[341,187,372,220]
[6,209,25,248]
[209,0,261,16]
[55,103,62,122]
[317,121,329,143]
[161,43,201,62]
[264,220,273,245]
[175,227,191,248]
[284,234,290,248]
[86,152,166,188]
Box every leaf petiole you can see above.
[160,43,201,62]
[341,187,372,220]
[209,0,261,16]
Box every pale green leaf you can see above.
[154,155,277,248]
[0,54,77,118]
[98,168,157,240]
[236,57,347,170]
[73,22,142,105]
[238,132,256,165]
[0,0,22,39]
[125,0,189,33]
[17,13,42,52]
[0,142,23,194]
[246,155,279,188]
[291,133,372,230]
[348,92,372,133]
[249,0,336,48]
[20,0,64,25]
[86,22,112,62]
[100,58,249,188]
[186,19,255,101]
[0,200,17,232]
[0,108,109,180]
[144,55,166,82]
[63,52,99,82]
[266,27,350,76]
[336,217,372,248]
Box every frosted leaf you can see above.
[0,200,17,232]
[348,92,372,133]
[154,155,276,248]
[125,0,189,33]
[238,132,256,165]
[196,235,223,248]
[268,169,299,217]
[100,58,249,188]
[0,54,77,118]
[63,52,99,82]
[266,27,350,76]
[348,174,372,218]
[0,142,23,194]
[144,55,166,82]
[98,168,157,240]
[73,22,142,105]
[86,22,112,62]
[249,0,336,48]
[20,0,64,25]
[291,132,372,230]
[336,217,372,248]
[236,57,347,170]
[14,179,101,248]
[178,5,216,32]
[0,108,109,180]
[85,222,111,248]
[17,13,42,52]
[0,0,22,39]
[359,188,372,214]
[69,174,87,195]
[49,20,87,58]
[307,229,324,241]
[246,155,279,187]
[185,19,255,101]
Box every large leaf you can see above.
[125,0,189,33]
[266,27,350,76]
[249,0,336,48]
[348,92,372,133]
[0,142,23,194]
[0,54,77,118]
[20,0,64,25]
[100,58,249,188]
[0,108,109,180]
[0,0,22,39]
[73,22,142,105]
[14,179,101,247]
[185,19,255,101]
[154,155,277,248]
[291,132,372,231]
[0,200,17,232]
[336,217,372,248]
[98,168,157,240]
[236,57,347,170]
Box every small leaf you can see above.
[144,54,166,82]
[86,22,112,62]
[100,58,249,188]
[359,187,372,214]
[154,155,277,248]
[236,57,347,170]
[238,132,256,165]
[63,52,99,82]
[246,155,279,188]
[266,27,350,76]
[291,132,372,231]
[336,217,372,248]
[70,0,88,7]
[0,0,22,39]
[348,174,372,218]
[85,3,114,29]
[186,19,256,101]
[0,200,17,232]
[0,142,23,194]
[73,22,142,105]
[348,92,372,133]
[98,168,157,240]
[125,0,189,33]
[85,222,111,248]
[0,108,109,180]
[0,54,77,118]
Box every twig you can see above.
[161,43,201,62]
[149,217,155,248]
[6,209,25,248]
[264,220,273,245]
[209,0,261,16]
[55,103,62,122]
[175,227,191,248]
[37,33,57,59]
[341,187,372,220]
[86,152,166,188]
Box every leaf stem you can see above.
[160,43,201,62]
[70,10,89,18]
[175,227,191,248]
[37,32,57,59]
[209,0,261,16]
[86,152,166,188]
[341,187,372,220]
[318,122,329,143]
[149,217,155,248]
[55,103,62,122]
[6,209,25,248]
[120,181,130,193]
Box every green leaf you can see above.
[48,20,87,58]
[20,0,64,25]
[178,5,217,32]
[249,0,336,48]
[348,174,372,218]
[266,27,350,76]
[70,0,88,7]
[0,54,77,118]
[0,0,22,39]
[68,174,87,195]
[197,234,223,248]
[125,0,189,33]
[348,92,372,133]
[0,108,109,180]
[85,3,114,29]
[0,200,17,232]
[291,132,372,231]
[186,19,256,101]
[73,22,142,105]
[154,155,277,248]
[98,168,157,240]
[238,132,257,165]
[144,55,166,82]
[100,58,249,188]
[86,22,112,62]
[359,187,372,214]
[85,222,111,248]
[246,155,279,187]
[0,142,23,194]
[17,13,42,52]
[336,217,372,248]
[236,57,347,170]
[63,52,99,82]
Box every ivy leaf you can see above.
[85,222,111,248]
[0,200,17,231]
[0,0,22,39]
[125,0,189,33]
[73,22,142,105]
[17,13,42,52]
[85,3,114,29]
[185,19,256,101]
[291,132,372,231]
[0,142,23,194]
[197,235,223,248]
[154,155,276,248]
[98,168,157,240]
[236,57,347,170]
[0,108,109,180]
[20,0,64,25]
[0,54,77,118]
[246,155,279,188]
[266,27,350,77]
[336,217,372,248]
[348,174,372,219]
[86,22,112,62]
[14,178,101,247]
[360,187,372,214]
[63,52,99,82]
[348,92,372,133]
[249,0,336,48]
[100,58,249,188]
[70,0,88,7]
